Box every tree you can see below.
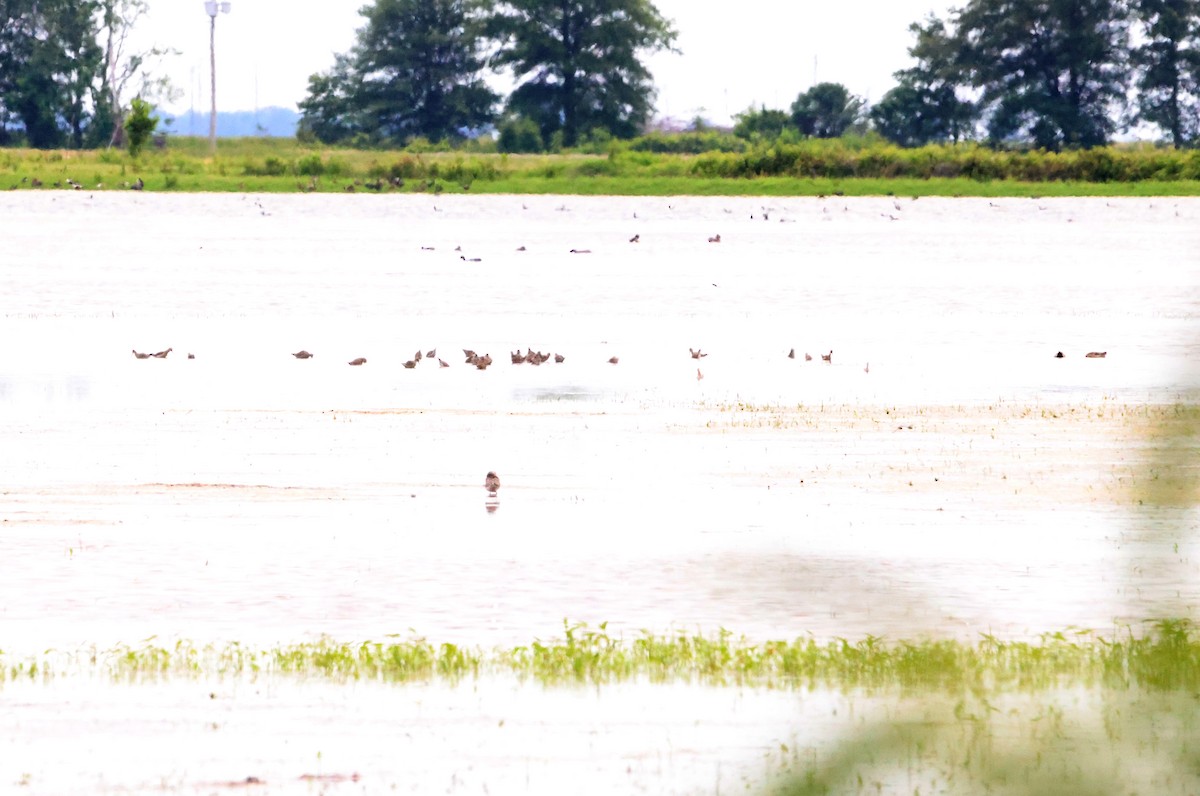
[954,0,1132,149]
[731,105,791,141]
[790,82,865,138]
[93,0,180,149]
[0,0,103,148]
[299,0,497,145]
[486,0,678,147]
[872,16,977,146]
[123,95,156,156]
[1131,0,1200,146]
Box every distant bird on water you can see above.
[348,357,367,366]
[1055,351,1064,358]
[821,350,833,363]
[690,348,707,359]
[608,356,619,365]
[1085,351,1107,358]
[707,234,721,243]
[151,347,172,359]
[132,349,151,359]
[292,350,313,359]
[485,471,500,495]
[787,348,795,359]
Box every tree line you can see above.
[0,0,174,149]
[2,0,1198,152]
[300,0,1199,152]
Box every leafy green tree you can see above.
[486,0,678,147]
[731,105,791,141]
[123,95,156,156]
[299,0,497,145]
[872,16,977,146]
[497,114,544,152]
[1,0,104,148]
[954,0,1132,149]
[1131,0,1200,146]
[790,82,865,138]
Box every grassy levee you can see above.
[2,136,1200,196]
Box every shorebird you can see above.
[348,357,367,366]
[554,353,565,363]
[697,368,704,381]
[414,350,422,362]
[511,350,526,364]
[805,353,813,361]
[608,356,619,365]
[1055,351,1064,358]
[629,234,640,243]
[151,347,173,359]
[438,358,449,368]
[690,348,707,359]
[426,349,436,359]
[187,353,195,359]
[708,234,721,243]
[569,248,591,254]
[292,350,313,359]
[485,471,500,495]
[821,350,833,363]
[403,360,417,369]
[132,349,151,359]
[474,354,492,370]
[1085,351,1107,358]
[787,348,795,359]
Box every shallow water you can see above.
[2,192,1199,793]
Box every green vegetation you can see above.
[5,620,1200,690]
[1,136,1199,196]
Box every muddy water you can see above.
[1,192,1198,793]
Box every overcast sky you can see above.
[131,1,956,126]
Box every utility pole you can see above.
[205,2,232,155]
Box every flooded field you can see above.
[1,192,1198,793]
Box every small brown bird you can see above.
[438,358,449,368]
[690,348,707,359]
[1055,351,1065,358]
[485,471,500,494]
[1085,351,1107,358]
[187,353,195,360]
[569,248,592,254]
[821,350,833,363]
[707,234,721,243]
[349,357,367,366]
[787,348,795,359]
[696,368,704,381]
[608,356,620,364]
[629,234,640,243]
[426,349,436,359]
[151,347,173,359]
[403,360,417,369]
[414,350,423,362]
[805,353,813,362]
[554,353,565,363]
[292,350,313,359]
[132,349,151,359]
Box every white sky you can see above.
[132,1,956,126]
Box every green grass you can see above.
[2,138,1199,196]
[6,620,1200,690]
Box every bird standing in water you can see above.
[485,472,500,495]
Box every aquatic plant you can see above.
[6,620,1200,691]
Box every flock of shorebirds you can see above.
[131,346,1106,374]
[129,345,840,373]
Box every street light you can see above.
[205,1,232,154]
